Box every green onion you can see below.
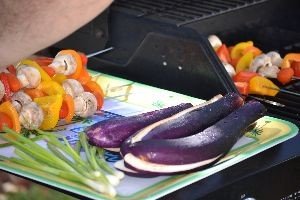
[0,127,122,197]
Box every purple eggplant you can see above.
[122,93,244,155]
[86,103,194,150]
[122,101,266,174]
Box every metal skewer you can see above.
[263,86,300,97]
[248,95,285,107]
[86,47,114,58]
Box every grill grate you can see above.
[113,0,267,26]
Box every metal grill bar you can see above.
[113,0,267,26]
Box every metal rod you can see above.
[86,47,114,58]
[248,95,285,107]
[263,86,300,97]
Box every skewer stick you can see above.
[263,86,300,97]
[86,47,114,58]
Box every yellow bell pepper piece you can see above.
[52,74,67,84]
[34,95,63,130]
[249,76,279,96]
[0,101,21,133]
[235,52,254,73]
[231,41,254,60]
[17,59,52,82]
[37,80,65,95]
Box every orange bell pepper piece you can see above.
[34,57,53,66]
[281,53,300,68]
[249,76,279,96]
[0,112,13,131]
[242,46,262,57]
[59,94,75,123]
[37,80,65,96]
[83,80,104,110]
[34,95,63,130]
[24,88,45,99]
[235,52,254,73]
[231,41,253,60]
[17,59,52,82]
[0,101,21,133]
[277,68,294,85]
[41,66,56,77]
[58,50,83,79]
[291,61,300,77]
[77,66,91,85]
[78,52,88,66]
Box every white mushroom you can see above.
[0,81,4,101]
[266,51,283,66]
[223,62,236,78]
[16,65,41,88]
[19,102,44,130]
[49,54,76,75]
[257,65,280,78]
[74,92,97,118]
[62,79,84,98]
[249,54,272,72]
[11,91,32,113]
[208,35,222,50]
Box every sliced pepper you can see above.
[249,76,279,96]
[24,88,45,99]
[242,46,262,57]
[216,44,231,63]
[41,66,56,77]
[17,59,52,82]
[37,80,65,95]
[83,80,104,110]
[233,71,259,83]
[34,95,63,130]
[59,94,75,123]
[77,66,91,85]
[0,72,12,101]
[277,68,294,85]
[235,52,254,73]
[291,61,300,77]
[78,52,88,66]
[0,112,13,131]
[6,73,22,92]
[231,41,253,60]
[0,101,21,133]
[52,74,67,84]
[58,50,83,79]
[34,57,53,67]
[234,82,249,96]
[6,65,16,75]
[281,53,300,68]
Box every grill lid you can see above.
[113,0,267,26]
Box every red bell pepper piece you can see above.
[0,73,12,101]
[233,71,259,83]
[5,73,22,92]
[291,61,300,77]
[234,81,249,96]
[216,44,231,63]
[277,68,294,85]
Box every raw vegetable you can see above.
[122,93,243,155]
[59,94,75,123]
[120,101,265,174]
[242,46,262,57]
[230,41,253,60]
[0,112,13,131]
[52,74,67,84]
[34,95,63,130]
[24,88,45,99]
[234,82,249,96]
[235,52,254,73]
[41,66,56,77]
[17,59,52,82]
[249,76,279,96]
[0,72,12,101]
[277,67,294,85]
[0,101,21,133]
[233,71,259,83]
[5,73,22,92]
[0,128,123,197]
[58,50,83,79]
[281,53,300,68]
[216,44,231,63]
[83,80,104,110]
[86,103,194,150]
[37,80,65,95]
[291,61,300,77]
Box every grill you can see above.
[50,1,300,198]
[113,0,267,26]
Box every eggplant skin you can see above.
[123,101,266,173]
[86,103,193,148]
[121,93,243,155]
